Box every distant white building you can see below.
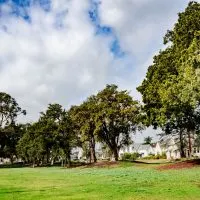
[70,135,200,161]
[71,143,107,161]
[71,147,83,160]
[154,137,181,160]
[154,135,200,160]
[0,158,11,165]
[119,143,155,158]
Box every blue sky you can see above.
[0,0,192,141]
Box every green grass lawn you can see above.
[0,162,200,200]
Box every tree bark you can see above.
[32,160,35,168]
[61,158,63,167]
[10,155,14,165]
[113,147,119,161]
[179,130,185,158]
[89,136,97,163]
[65,149,71,168]
[51,159,54,166]
[66,154,71,168]
[46,150,50,164]
[188,132,192,158]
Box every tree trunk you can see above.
[90,136,97,163]
[179,130,185,158]
[51,159,54,166]
[89,152,91,164]
[10,155,14,165]
[32,160,35,168]
[188,132,192,158]
[67,159,71,168]
[40,159,43,166]
[61,158,63,167]
[66,154,71,168]
[65,149,71,168]
[46,150,50,164]
[113,147,119,161]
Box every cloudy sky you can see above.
[0,0,192,140]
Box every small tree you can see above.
[17,104,78,167]
[69,97,98,163]
[58,110,79,167]
[17,122,46,167]
[143,136,153,145]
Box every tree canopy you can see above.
[0,92,26,128]
[137,1,200,157]
[94,84,142,161]
[17,104,78,167]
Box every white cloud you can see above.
[98,0,190,96]
[0,0,191,127]
[0,0,113,122]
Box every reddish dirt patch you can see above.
[157,160,200,170]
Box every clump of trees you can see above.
[0,85,142,166]
[17,104,79,167]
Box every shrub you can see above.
[121,153,140,161]
[142,152,167,160]
[160,152,167,159]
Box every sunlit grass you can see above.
[0,163,199,200]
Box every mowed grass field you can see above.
[0,162,200,200]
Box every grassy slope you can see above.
[0,163,199,200]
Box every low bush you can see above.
[121,153,140,161]
[142,153,167,160]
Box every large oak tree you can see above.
[94,84,142,161]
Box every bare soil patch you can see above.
[157,159,200,170]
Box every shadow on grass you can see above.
[0,188,56,195]
[0,160,167,169]
[132,160,169,165]
[2,160,199,169]
[0,161,87,169]
[0,162,25,168]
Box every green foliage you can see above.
[164,1,200,49]
[69,85,142,162]
[138,1,200,158]
[17,122,46,165]
[9,85,141,164]
[142,153,167,160]
[69,97,97,163]
[94,84,142,161]
[0,124,26,162]
[0,92,26,163]
[17,104,78,166]
[121,152,140,161]
[143,136,153,145]
[155,153,167,159]
[138,1,200,127]
[0,92,26,127]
